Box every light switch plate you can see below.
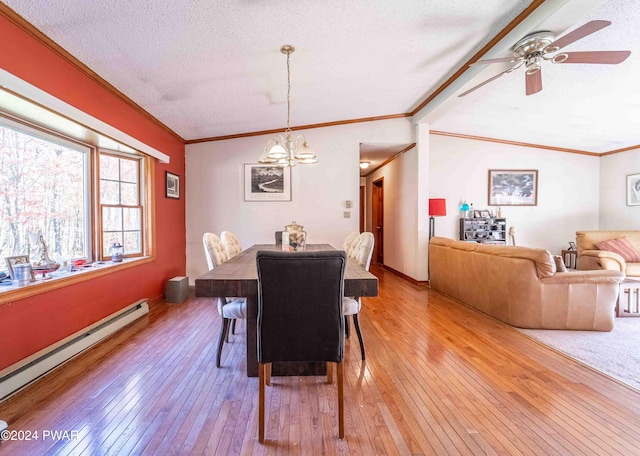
[345,200,352,208]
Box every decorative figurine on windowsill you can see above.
[28,230,59,277]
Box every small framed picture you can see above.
[473,210,482,218]
[165,171,180,199]
[568,241,577,251]
[4,255,34,280]
[627,173,640,206]
[480,210,491,218]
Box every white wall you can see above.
[186,118,413,283]
[600,149,640,229]
[429,134,601,255]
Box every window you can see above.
[99,152,143,258]
[0,118,90,263]
[0,113,150,276]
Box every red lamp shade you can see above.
[428,198,447,217]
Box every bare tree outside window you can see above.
[0,125,87,264]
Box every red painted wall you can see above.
[0,15,186,371]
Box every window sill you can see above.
[0,257,154,305]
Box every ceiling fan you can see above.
[459,20,631,97]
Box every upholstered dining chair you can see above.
[202,232,247,368]
[221,231,243,260]
[256,250,347,443]
[342,231,359,257]
[344,232,375,360]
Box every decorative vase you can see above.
[284,221,307,251]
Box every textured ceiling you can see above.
[1,0,638,155]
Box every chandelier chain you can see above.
[286,51,291,130]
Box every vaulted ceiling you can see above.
[2,0,638,158]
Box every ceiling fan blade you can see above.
[458,68,512,97]
[525,68,542,96]
[553,50,631,64]
[545,20,611,52]
[470,57,520,66]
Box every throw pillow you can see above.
[553,255,567,272]
[594,237,640,262]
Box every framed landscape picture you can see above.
[488,169,538,206]
[244,164,291,201]
[627,173,640,206]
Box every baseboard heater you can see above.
[0,298,149,402]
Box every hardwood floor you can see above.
[1,264,639,455]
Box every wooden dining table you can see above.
[195,243,379,377]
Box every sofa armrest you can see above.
[580,249,626,272]
[540,270,624,285]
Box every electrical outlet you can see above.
[343,211,351,218]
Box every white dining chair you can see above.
[221,231,243,260]
[343,231,374,360]
[342,231,359,256]
[203,232,247,368]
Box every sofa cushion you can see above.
[594,237,640,262]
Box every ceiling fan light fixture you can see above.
[459,20,631,98]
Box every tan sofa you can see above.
[429,237,624,331]
[576,230,640,277]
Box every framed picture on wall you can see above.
[165,171,180,199]
[627,173,640,206]
[244,164,291,201]
[488,169,538,206]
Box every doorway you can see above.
[372,178,384,265]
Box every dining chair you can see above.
[342,231,359,257]
[221,230,243,260]
[202,232,247,368]
[256,250,347,443]
[344,232,375,360]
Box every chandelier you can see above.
[258,45,318,167]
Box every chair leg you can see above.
[337,361,344,439]
[353,314,366,361]
[216,318,230,368]
[259,363,266,443]
[326,362,333,384]
[226,319,234,342]
[231,319,237,335]
[344,315,350,339]
[265,363,272,386]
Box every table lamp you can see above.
[428,198,447,240]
